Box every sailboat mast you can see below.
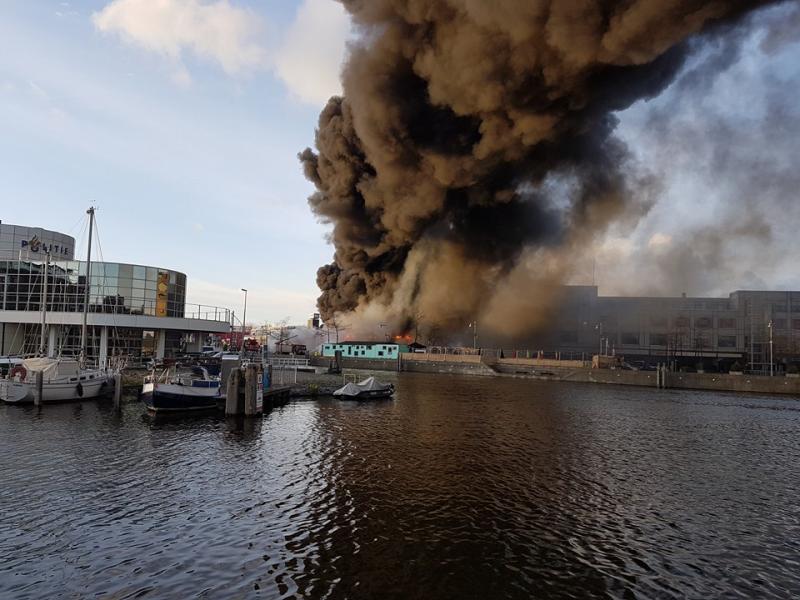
[39,251,50,356]
[80,207,95,357]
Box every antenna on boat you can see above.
[79,206,96,365]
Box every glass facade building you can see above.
[0,257,230,361]
[0,259,187,317]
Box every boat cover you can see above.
[333,377,393,397]
[23,358,81,379]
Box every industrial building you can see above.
[521,286,800,373]
[0,222,231,362]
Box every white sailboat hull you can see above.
[0,374,111,404]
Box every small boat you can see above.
[141,366,221,413]
[0,358,112,404]
[333,376,395,401]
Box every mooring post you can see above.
[225,368,242,416]
[244,364,258,417]
[113,372,122,412]
[34,370,43,406]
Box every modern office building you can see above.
[0,222,231,362]
[515,286,800,372]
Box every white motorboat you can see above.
[333,376,395,400]
[0,358,112,404]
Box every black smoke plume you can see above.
[301,0,779,334]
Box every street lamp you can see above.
[768,319,774,377]
[240,288,248,354]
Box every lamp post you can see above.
[240,288,248,354]
[768,319,774,377]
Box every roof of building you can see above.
[325,341,403,346]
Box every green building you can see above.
[322,342,408,359]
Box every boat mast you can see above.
[80,207,95,360]
[39,251,50,357]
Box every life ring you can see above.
[10,365,27,381]
[76,382,84,397]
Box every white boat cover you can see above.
[333,377,392,397]
[357,377,392,391]
[22,358,81,379]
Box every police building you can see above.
[0,222,231,362]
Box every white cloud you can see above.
[273,0,350,105]
[92,0,268,77]
[92,0,350,104]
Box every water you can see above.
[2,374,799,599]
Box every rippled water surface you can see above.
[2,374,800,599]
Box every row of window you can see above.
[561,331,740,349]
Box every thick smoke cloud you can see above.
[597,1,800,299]
[301,0,779,335]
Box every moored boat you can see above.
[0,358,112,404]
[333,376,395,401]
[141,366,221,413]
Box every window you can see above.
[774,319,788,330]
[718,318,736,329]
[772,304,788,314]
[718,335,737,348]
[378,351,384,356]
[793,320,800,330]
[695,317,712,329]
[650,333,668,346]
[622,332,639,345]
[675,316,690,328]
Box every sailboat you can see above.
[0,207,116,404]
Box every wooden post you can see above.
[244,364,258,417]
[113,372,122,412]
[225,368,242,416]
[34,370,43,406]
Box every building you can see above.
[508,286,800,373]
[0,222,231,362]
[322,342,408,359]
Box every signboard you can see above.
[20,236,70,256]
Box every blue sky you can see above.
[0,0,349,324]
[1,1,798,325]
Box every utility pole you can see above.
[769,319,774,377]
[240,288,248,357]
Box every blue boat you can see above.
[141,366,221,413]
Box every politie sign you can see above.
[20,236,70,256]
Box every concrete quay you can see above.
[310,354,800,398]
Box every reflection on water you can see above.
[1,374,799,599]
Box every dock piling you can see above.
[225,368,242,416]
[244,364,258,417]
[34,371,43,406]
[113,372,122,411]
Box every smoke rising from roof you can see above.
[301,0,781,336]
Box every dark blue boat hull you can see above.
[141,389,220,412]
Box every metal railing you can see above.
[266,356,311,368]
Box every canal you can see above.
[1,373,799,599]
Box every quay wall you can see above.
[309,355,800,397]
